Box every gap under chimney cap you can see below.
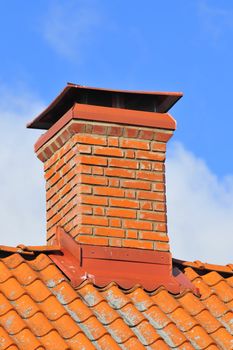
[27,83,183,130]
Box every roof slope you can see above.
[0,251,233,350]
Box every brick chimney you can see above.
[28,84,182,254]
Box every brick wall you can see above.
[36,120,173,252]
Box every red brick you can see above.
[136,150,165,162]
[94,227,125,237]
[110,218,122,227]
[77,236,108,246]
[71,225,92,236]
[80,205,93,215]
[107,208,136,219]
[155,223,167,232]
[77,144,92,154]
[120,139,149,150]
[109,238,122,247]
[138,130,154,140]
[123,128,139,138]
[124,220,153,231]
[94,147,123,157]
[79,185,92,194]
[138,191,165,201]
[105,168,135,179]
[155,131,173,142]
[78,164,92,174]
[80,155,107,166]
[109,178,120,187]
[127,230,138,239]
[68,122,86,134]
[81,195,108,206]
[151,142,166,152]
[45,158,65,180]
[140,211,166,222]
[153,183,165,191]
[125,150,135,158]
[109,198,139,209]
[152,162,164,172]
[92,125,107,134]
[121,180,151,190]
[140,161,152,170]
[93,207,105,215]
[80,174,107,186]
[125,190,136,199]
[122,239,153,250]
[74,134,107,145]
[58,182,73,200]
[109,158,139,169]
[154,203,166,211]
[81,216,108,226]
[59,163,74,178]
[94,187,125,198]
[139,231,169,242]
[137,171,164,182]
[48,172,60,187]
[108,137,119,147]
[92,166,104,175]
[140,202,153,210]
[155,242,170,251]
[107,126,123,136]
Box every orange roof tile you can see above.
[1,250,233,349]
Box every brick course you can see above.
[36,121,173,251]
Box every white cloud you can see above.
[167,142,233,265]
[0,85,46,246]
[42,0,101,61]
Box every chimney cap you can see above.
[27,83,183,130]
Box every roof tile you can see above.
[178,291,206,316]
[194,309,221,333]
[11,328,44,350]
[25,311,53,337]
[105,317,134,343]
[133,320,162,346]
[0,278,25,301]
[0,309,26,335]
[168,306,197,332]
[201,294,229,317]
[93,333,121,350]
[39,295,67,321]
[63,297,93,323]
[1,252,233,349]
[90,300,120,325]
[211,327,233,349]
[25,279,51,302]
[118,303,145,326]
[38,329,69,350]
[51,314,81,339]
[0,326,17,350]
[158,323,188,348]
[185,325,215,349]
[151,289,179,314]
[81,315,108,341]
[143,305,171,329]
[66,331,96,350]
[11,294,40,319]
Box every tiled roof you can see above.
[1,250,233,350]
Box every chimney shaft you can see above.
[32,86,181,252]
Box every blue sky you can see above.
[0,0,233,264]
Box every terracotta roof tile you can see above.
[1,252,233,349]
